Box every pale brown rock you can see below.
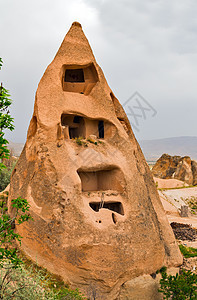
[174,156,193,185]
[8,22,182,299]
[192,160,197,186]
[118,275,162,300]
[153,177,189,189]
[118,267,179,300]
[152,154,197,186]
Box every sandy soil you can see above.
[154,177,189,189]
[158,184,197,229]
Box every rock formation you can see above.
[8,22,182,299]
[152,154,197,186]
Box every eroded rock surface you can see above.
[152,154,197,185]
[9,22,182,299]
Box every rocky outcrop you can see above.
[192,160,197,186]
[8,23,182,299]
[152,154,197,185]
[174,156,193,185]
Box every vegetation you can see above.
[0,260,86,299]
[184,196,197,215]
[158,185,195,191]
[0,58,14,170]
[0,58,15,192]
[87,137,97,145]
[0,58,86,298]
[179,245,197,258]
[0,166,12,192]
[74,137,87,147]
[156,266,167,274]
[0,191,85,299]
[159,269,197,299]
[0,153,16,192]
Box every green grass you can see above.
[179,244,197,258]
[158,185,196,191]
[0,254,86,299]
[74,137,88,147]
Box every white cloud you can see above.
[1,0,197,142]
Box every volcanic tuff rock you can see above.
[8,22,182,299]
[152,154,197,186]
[192,160,197,186]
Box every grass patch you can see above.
[179,244,197,258]
[0,260,86,299]
[184,196,197,214]
[158,185,196,191]
[87,138,97,145]
[74,137,88,147]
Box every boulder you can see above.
[192,160,197,186]
[174,156,193,185]
[118,275,162,300]
[152,154,181,179]
[152,154,197,186]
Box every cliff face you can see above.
[152,154,197,186]
[9,22,182,299]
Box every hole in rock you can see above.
[112,213,117,224]
[61,114,115,140]
[77,169,124,192]
[110,92,115,102]
[73,116,82,123]
[65,69,84,82]
[61,114,85,139]
[12,168,16,176]
[62,63,98,94]
[89,201,124,215]
[98,121,104,138]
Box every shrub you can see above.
[74,137,88,147]
[0,167,12,192]
[179,245,197,258]
[0,193,32,268]
[0,263,86,299]
[159,269,197,299]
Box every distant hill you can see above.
[139,136,197,162]
[7,140,24,157]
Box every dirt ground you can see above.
[157,180,197,273]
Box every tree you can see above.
[0,58,32,265]
[0,58,14,170]
[0,193,32,268]
[159,269,197,299]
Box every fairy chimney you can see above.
[9,22,182,299]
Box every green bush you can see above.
[179,245,197,258]
[0,165,13,192]
[0,194,32,268]
[159,269,197,299]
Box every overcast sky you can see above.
[1,0,197,143]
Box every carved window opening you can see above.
[73,116,82,123]
[77,168,124,192]
[62,63,99,95]
[60,114,114,140]
[65,69,84,83]
[61,114,85,139]
[98,121,104,138]
[89,201,124,215]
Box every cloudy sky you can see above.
[1,0,197,143]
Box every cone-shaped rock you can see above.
[9,22,182,299]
